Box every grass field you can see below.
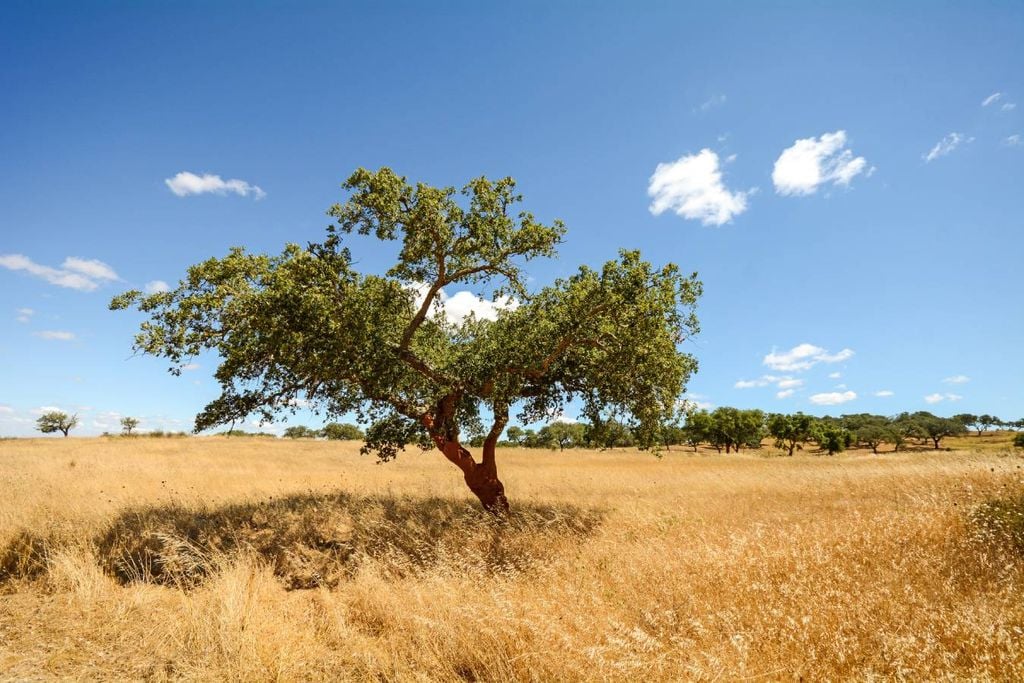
[1,435,1023,680]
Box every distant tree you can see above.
[541,421,585,450]
[767,412,816,456]
[978,414,999,435]
[321,422,365,441]
[710,407,764,453]
[1014,433,1024,448]
[682,409,713,452]
[813,422,848,455]
[36,411,78,437]
[952,413,978,434]
[855,424,893,455]
[505,425,526,446]
[660,422,687,451]
[120,416,139,436]
[111,167,701,514]
[584,419,635,449]
[283,425,319,439]
[910,411,967,449]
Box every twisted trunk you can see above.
[422,397,510,516]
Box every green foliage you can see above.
[120,417,139,436]
[35,411,77,437]
[813,422,849,455]
[708,407,765,453]
[283,425,320,439]
[218,429,277,438]
[767,412,815,456]
[112,167,701,463]
[321,422,365,441]
[504,425,526,446]
[1013,433,1024,448]
[682,409,713,452]
[540,421,586,450]
[896,411,967,449]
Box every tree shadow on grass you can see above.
[1,493,605,591]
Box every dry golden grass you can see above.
[1,435,1023,681]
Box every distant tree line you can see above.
[505,410,1024,454]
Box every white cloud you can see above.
[145,280,170,294]
[874,390,894,397]
[550,415,579,424]
[776,389,795,399]
[1003,103,1017,112]
[776,378,804,389]
[62,257,118,282]
[406,282,518,326]
[0,405,13,414]
[0,254,119,291]
[1004,134,1022,147]
[16,307,34,323]
[34,330,75,341]
[648,149,751,226]
[924,392,963,404]
[697,94,727,112]
[828,371,841,379]
[923,133,969,162]
[680,393,713,411]
[982,92,1002,107]
[763,343,854,372]
[772,130,869,196]
[181,363,201,371]
[942,375,970,384]
[809,390,857,406]
[165,171,266,199]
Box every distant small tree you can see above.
[978,414,999,435]
[505,425,525,446]
[120,416,139,436]
[767,412,815,456]
[813,423,848,455]
[36,411,78,437]
[911,411,967,449]
[1014,433,1024,448]
[952,413,978,434]
[682,409,712,452]
[284,425,319,439]
[321,422,365,440]
[541,421,585,450]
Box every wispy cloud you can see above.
[763,343,854,372]
[1004,134,1022,147]
[648,149,751,226]
[165,171,266,199]
[809,390,857,406]
[145,280,170,294]
[924,392,963,404]
[696,94,727,112]
[942,375,970,384]
[1002,102,1017,112]
[34,330,75,341]
[0,254,119,291]
[734,375,803,390]
[772,130,869,196]
[923,133,971,162]
[981,92,1002,107]
[776,389,795,399]
[15,307,33,323]
[874,390,894,397]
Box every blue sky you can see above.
[1,1,1022,436]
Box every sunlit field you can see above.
[2,435,1023,680]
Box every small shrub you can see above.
[1014,433,1024,449]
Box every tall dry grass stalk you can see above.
[1,436,1022,680]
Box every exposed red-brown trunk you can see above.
[422,402,510,516]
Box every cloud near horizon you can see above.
[772,130,869,196]
[809,390,857,406]
[0,254,119,291]
[165,171,266,199]
[763,343,854,372]
[648,149,751,226]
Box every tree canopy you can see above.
[36,411,78,437]
[112,168,702,513]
